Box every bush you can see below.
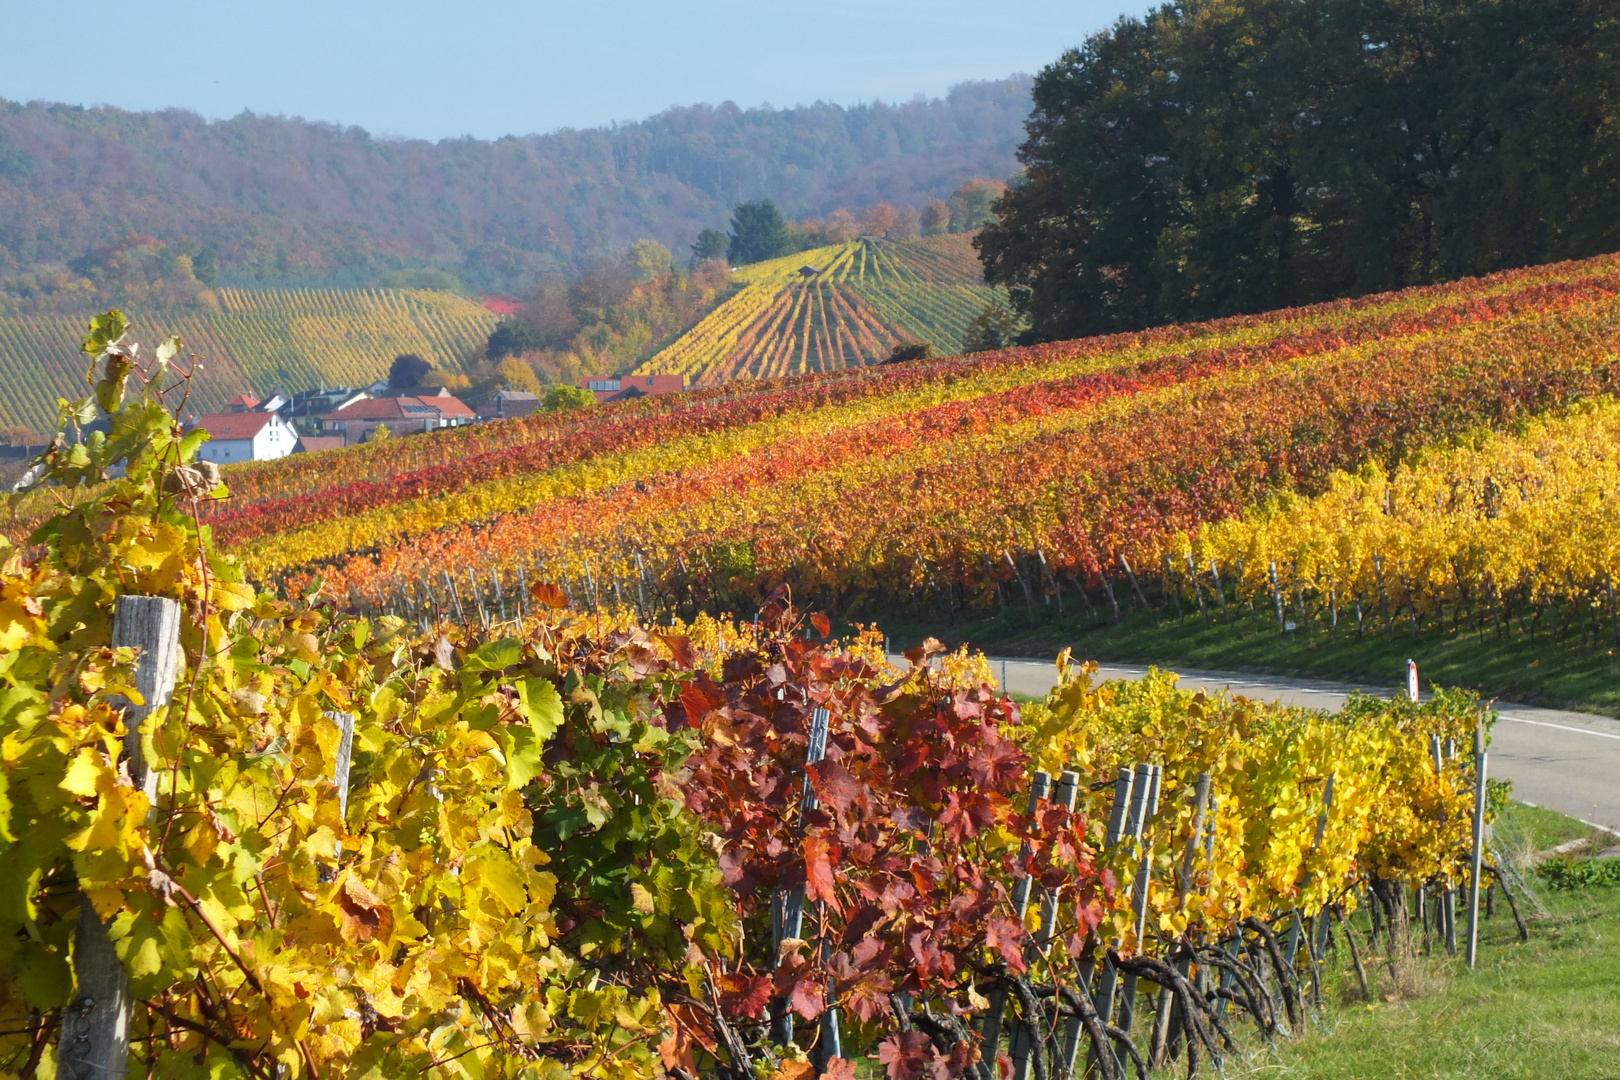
[1539,857,1620,890]
[544,383,596,411]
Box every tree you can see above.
[690,228,730,265]
[727,200,790,265]
[378,267,463,291]
[544,383,596,411]
[388,352,432,389]
[823,209,860,243]
[496,356,543,393]
[486,318,544,360]
[921,200,951,236]
[863,202,900,238]
[977,0,1620,342]
[947,180,1005,233]
[628,238,673,280]
[192,246,219,286]
[962,301,1025,352]
[367,422,392,442]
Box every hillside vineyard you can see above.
[0,288,496,433]
[638,234,1007,383]
[146,253,1620,631]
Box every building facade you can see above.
[580,374,686,403]
[191,410,300,463]
[319,390,475,446]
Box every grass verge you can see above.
[859,601,1620,715]
[1218,801,1620,1079]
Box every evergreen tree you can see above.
[727,200,790,265]
[690,228,730,265]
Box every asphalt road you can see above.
[956,656,1620,833]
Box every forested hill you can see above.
[0,77,1029,295]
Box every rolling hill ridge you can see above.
[637,233,1008,383]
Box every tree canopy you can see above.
[0,78,1031,295]
[978,0,1620,341]
[386,352,432,388]
[690,228,729,265]
[727,200,790,265]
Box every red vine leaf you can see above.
[803,833,842,912]
[879,1031,939,1080]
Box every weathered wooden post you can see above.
[1466,717,1488,969]
[1115,764,1163,1058]
[1010,771,1078,1080]
[773,707,832,1050]
[66,596,182,1080]
[982,771,1052,1065]
[1083,766,1137,1076]
[1088,764,1140,1075]
[326,711,357,858]
[1150,771,1212,1066]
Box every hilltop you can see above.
[637,233,1010,383]
[0,78,1030,296]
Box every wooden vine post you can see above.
[1092,762,1156,1075]
[327,711,357,858]
[65,596,182,1080]
[1009,771,1078,1080]
[981,771,1051,1066]
[1115,764,1163,1051]
[772,707,835,1054]
[1466,716,1488,969]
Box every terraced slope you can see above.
[144,252,1620,631]
[0,289,497,432]
[636,234,1008,383]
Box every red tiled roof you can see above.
[192,412,276,439]
[432,395,475,418]
[295,436,346,454]
[226,393,260,408]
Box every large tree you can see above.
[387,352,432,388]
[979,0,1620,342]
[727,200,790,265]
[690,228,729,265]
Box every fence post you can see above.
[1466,717,1488,969]
[1092,763,1154,1074]
[325,711,357,859]
[1151,772,1212,1066]
[774,707,832,1049]
[1115,765,1163,1059]
[66,596,182,1080]
[982,771,1052,1067]
[1209,558,1230,621]
[1010,771,1078,1080]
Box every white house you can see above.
[191,410,300,463]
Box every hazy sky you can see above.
[0,0,1138,141]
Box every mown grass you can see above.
[1220,801,1620,1079]
[863,599,1620,715]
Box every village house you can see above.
[190,409,300,464]
[580,373,686,403]
[319,388,475,445]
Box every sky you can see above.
[0,0,1139,141]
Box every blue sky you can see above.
[0,0,1139,141]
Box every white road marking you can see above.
[1496,714,1620,741]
